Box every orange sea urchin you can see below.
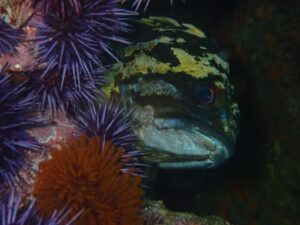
[33,135,144,225]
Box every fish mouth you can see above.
[120,79,234,169]
[133,105,234,169]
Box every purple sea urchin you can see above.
[26,69,106,117]
[32,0,134,88]
[33,0,82,15]
[1,191,36,225]
[0,64,42,186]
[0,19,23,56]
[74,99,137,148]
[0,191,81,225]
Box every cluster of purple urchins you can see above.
[0,64,42,187]
[0,191,81,225]
[0,18,23,55]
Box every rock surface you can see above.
[142,200,231,225]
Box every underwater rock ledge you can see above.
[142,200,231,225]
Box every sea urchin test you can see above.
[104,17,239,169]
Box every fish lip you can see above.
[140,117,235,169]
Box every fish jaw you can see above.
[133,105,234,169]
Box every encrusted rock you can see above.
[142,200,231,225]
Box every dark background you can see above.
[126,1,300,225]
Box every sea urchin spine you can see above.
[0,18,23,56]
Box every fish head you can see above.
[104,17,239,169]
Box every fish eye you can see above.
[193,85,215,105]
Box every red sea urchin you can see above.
[33,135,144,225]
